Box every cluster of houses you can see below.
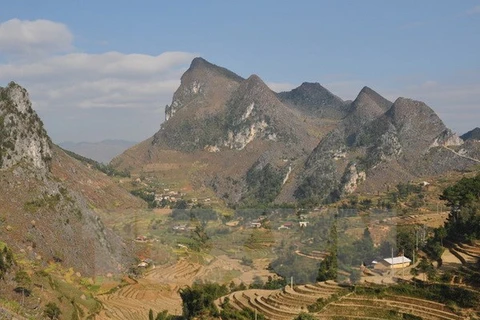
[172,224,196,232]
[246,219,310,230]
[153,188,213,208]
[154,189,186,204]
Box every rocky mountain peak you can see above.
[165,57,244,122]
[186,57,244,82]
[461,127,480,141]
[387,97,442,128]
[354,86,392,112]
[277,82,347,119]
[0,82,52,174]
[340,86,392,138]
[189,56,209,69]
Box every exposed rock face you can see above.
[0,82,134,276]
[222,74,310,150]
[0,82,52,174]
[342,163,366,194]
[114,57,480,205]
[295,93,480,203]
[154,57,244,152]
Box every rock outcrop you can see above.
[0,82,135,276]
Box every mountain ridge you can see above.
[113,57,480,206]
[0,82,144,276]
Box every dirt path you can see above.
[442,146,480,163]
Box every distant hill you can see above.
[461,127,480,141]
[113,57,480,206]
[59,139,137,163]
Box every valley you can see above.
[1,57,480,320]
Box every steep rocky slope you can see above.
[114,58,480,206]
[0,82,139,276]
[115,58,328,204]
[295,92,478,203]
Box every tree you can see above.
[440,174,480,241]
[317,222,338,281]
[155,310,171,320]
[349,269,362,284]
[436,226,447,247]
[44,302,61,319]
[179,282,228,319]
[417,258,433,282]
[294,312,317,320]
[14,269,31,287]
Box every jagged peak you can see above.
[238,74,278,98]
[359,86,376,95]
[461,127,480,141]
[389,97,433,114]
[245,74,265,84]
[185,57,244,82]
[0,81,52,173]
[387,97,446,132]
[348,86,391,122]
[355,86,391,108]
[190,57,209,68]
[298,82,324,89]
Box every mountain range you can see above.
[59,139,137,163]
[112,57,480,206]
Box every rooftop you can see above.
[383,256,411,265]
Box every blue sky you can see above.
[0,1,479,142]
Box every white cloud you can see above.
[0,48,196,142]
[0,51,196,110]
[0,19,73,57]
[467,5,480,15]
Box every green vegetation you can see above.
[0,245,15,279]
[179,282,228,319]
[307,290,347,313]
[177,281,266,319]
[243,163,284,205]
[294,160,340,206]
[440,174,480,242]
[61,147,130,177]
[293,313,317,320]
[130,188,156,207]
[44,302,61,319]
[270,250,319,284]
[220,297,266,320]
[148,309,177,320]
[317,223,338,281]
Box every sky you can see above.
[0,1,479,143]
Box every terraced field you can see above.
[218,281,344,319]
[97,254,277,319]
[218,281,470,320]
[96,259,203,319]
[448,241,480,264]
[319,294,465,320]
